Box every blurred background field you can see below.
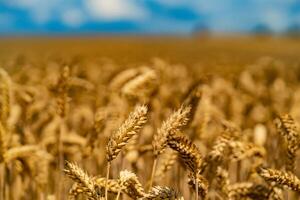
[1,36,300,74]
[2,1,300,200]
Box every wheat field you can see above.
[1,36,300,200]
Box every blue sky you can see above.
[0,0,300,35]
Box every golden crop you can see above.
[0,37,300,200]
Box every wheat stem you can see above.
[149,157,157,190]
[105,162,111,200]
[195,172,199,200]
[115,188,121,200]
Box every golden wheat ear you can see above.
[228,182,271,200]
[0,68,11,164]
[166,132,203,200]
[152,105,191,157]
[105,104,148,200]
[144,186,184,200]
[275,114,300,172]
[56,66,71,118]
[110,67,145,91]
[0,68,11,128]
[117,170,146,199]
[149,105,191,189]
[216,167,230,199]
[154,150,178,181]
[167,132,202,174]
[106,104,148,162]
[257,167,300,192]
[121,68,158,102]
[64,161,101,200]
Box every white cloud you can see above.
[1,0,298,33]
[262,9,290,32]
[85,0,148,21]
[61,8,85,27]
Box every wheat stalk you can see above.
[150,105,191,189]
[0,121,6,163]
[54,66,71,200]
[188,172,208,199]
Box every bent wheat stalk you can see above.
[167,132,202,200]
[150,105,191,189]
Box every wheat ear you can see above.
[121,69,158,101]
[216,167,230,199]
[152,105,191,157]
[167,132,202,174]
[117,170,145,200]
[64,161,100,200]
[106,104,148,162]
[143,186,184,200]
[228,182,270,200]
[155,150,178,181]
[150,105,191,189]
[167,132,202,200]
[106,105,148,200]
[69,176,122,199]
[258,167,300,192]
[275,114,300,172]
[0,68,11,129]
